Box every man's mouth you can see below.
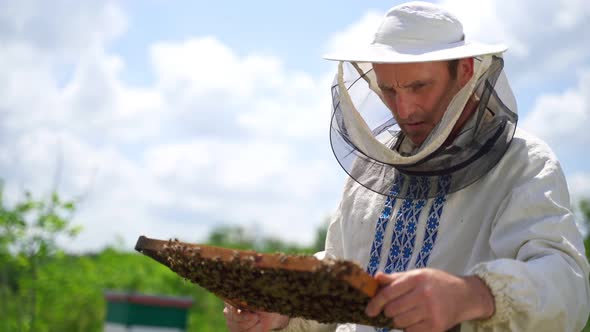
[404,121,426,131]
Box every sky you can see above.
[1,0,589,252]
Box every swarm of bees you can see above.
[135,236,393,328]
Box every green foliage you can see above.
[0,180,329,331]
[205,223,327,255]
[311,217,330,253]
[0,183,81,332]
[2,178,589,331]
[1,247,229,332]
[0,229,325,331]
[2,178,590,331]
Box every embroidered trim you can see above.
[415,175,451,268]
[366,176,404,276]
[384,176,430,273]
[373,175,451,332]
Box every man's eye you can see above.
[412,84,426,91]
[381,88,397,96]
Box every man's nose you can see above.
[394,92,415,120]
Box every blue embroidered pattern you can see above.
[372,175,451,332]
[415,175,452,268]
[366,176,404,276]
[383,176,429,273]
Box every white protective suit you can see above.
[280,128,590,332]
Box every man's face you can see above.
[372,61,461,146]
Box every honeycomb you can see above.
[135,236,393,328]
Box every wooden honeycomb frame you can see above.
[135,236,394,328]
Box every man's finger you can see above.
[404,320,431,332]
[366,273,417,317]
[391,306,423,328]
[383,287,422,317]
[374,271,400,284]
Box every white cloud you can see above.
[59,48,166,143]
[236,72,333,139]
[569,172,590,201]
[553,0,590,29]
[0,2,345,252]
[140,137,341,242]
[151,37,283,101]
[324,10,384,55]
[6,0,586,253]
[150,38,332,141]
[521,69,590,154]
[438,0,590,86]
[0,1,126,53]
[143,139,293,192]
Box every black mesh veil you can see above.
[329,55,518,199]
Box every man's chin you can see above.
[405,135,426,148]
[402,130,425,144]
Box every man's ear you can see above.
[458,57,474,87]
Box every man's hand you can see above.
[365,268,495,332]
[223,303,290,332]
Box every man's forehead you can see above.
[372,61,448,86]
[371,60,449,71]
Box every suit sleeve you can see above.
[464,148,590,331]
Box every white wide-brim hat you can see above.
[324,1,507,63]
[323,2,518,198]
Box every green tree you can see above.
[0,185,333,331]
[311,217,330,253]
[205,224,315,254]
[0,182,80,332]
[207,225,255,249]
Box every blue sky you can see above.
[1,0,589,251]
[113,1,387,80]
